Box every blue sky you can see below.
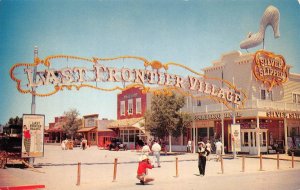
[0,0,299,125]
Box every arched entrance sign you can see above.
[9,54,247,110]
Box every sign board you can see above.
[22,114,45,158]
[231,124,241,152]
[10,54,247,110]
[253,50,288,91]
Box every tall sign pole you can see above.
[31,46,38,115]
[29,46,38,165]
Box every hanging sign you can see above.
[231,124,241,152]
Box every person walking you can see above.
[187,139,192,153]
[197,142,207,176]
[151,140,161,167]
[141,143,151,156]
[82,138,87,150]
[215,139,223,162]
[136,155,154,185]
[206,140,212,161]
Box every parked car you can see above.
[107,138,127,151]
[288,148,300,156]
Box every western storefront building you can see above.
[109,87,149,148]
[108,50,299,154]
[183,51,300,155]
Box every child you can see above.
[137,155,154,185]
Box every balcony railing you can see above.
[181,99,300,114]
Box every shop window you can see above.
[86,118,96,127]
[261,89,272,100]
[243,132,249,146]
[124,134,129,142]
[136,98,142,114]
[292,93,300,104]
[261,132,267,146]
[128,99,133,115]
[267,91,273,100]
[90,132,96,141]
[197,100,202,107]
[129,134,135,142]
[261,90,266,100]
[120,101,125,116]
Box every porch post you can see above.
[284,118,288,154]
[207,127,209,140]
[221,117,225,155]
[193,122,196,153]
[257,116,261,156]
[193,106,196,153]
[221,104,225,155]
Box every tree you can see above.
[144,93,192,152]
[62,109,81,139]
[4,116,23,135]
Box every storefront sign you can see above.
[253,50,288,90]
[266,111,300,119]
[10,55,247,109]
[22,114,45,158]
[231,124,241,152]
[195,112,242,120]
[195,120,214,128]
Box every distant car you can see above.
[74,139,81,147]
[288,148,300,156]
[107,138,127,151]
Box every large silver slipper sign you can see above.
[240,5,280,50]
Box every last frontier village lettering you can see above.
[24,64,242,105]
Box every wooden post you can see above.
[220,154,224,174]
[259,153,263,171]
[242,155,245,172]
[175,157,179,177]
[292,152,294,168]
[113,158,118,182]
[277,152,279,170]
[76,162,81,186]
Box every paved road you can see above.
[0,145,299,190]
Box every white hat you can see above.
[139,154,148,161]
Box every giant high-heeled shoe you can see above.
[240,5,280,50]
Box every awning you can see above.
[77,127,97,133]
[108,117,145,133]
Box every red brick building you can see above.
[45,116,67,143]
[109,87,148,148]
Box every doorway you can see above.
[241,129,268,154]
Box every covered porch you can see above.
[77,127,98,146]
[109,117,147,149]
[45,125,66,144]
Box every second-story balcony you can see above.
[182,99,300,114]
